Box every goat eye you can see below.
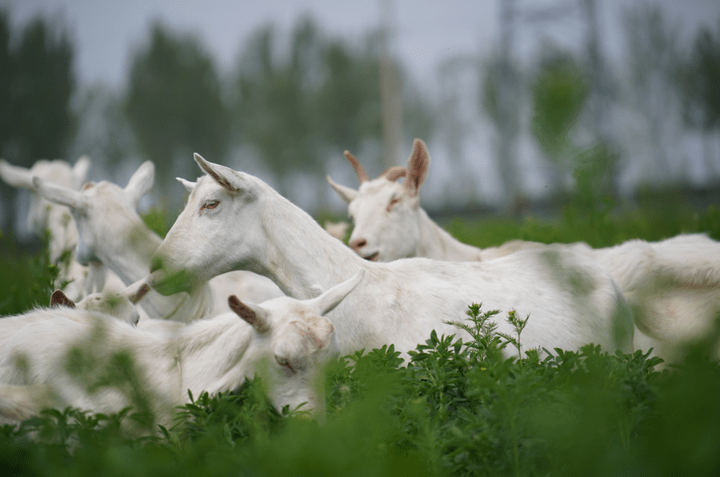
[276,356,294,372]
[387,197,401,212]
[201,200,219,212]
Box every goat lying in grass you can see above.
[0,157,117,300]
[148,153,635,362]
[327,139,720,363]
[32,161,283,322]
[0,272,361,427]
[0,283,147,362]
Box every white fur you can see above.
[0,285,143,361]
[149,154,634,363]
[0,273,360,426]
[0,157,117,300]
[328,139,720,362]
[32,161,283,323]
[73,290,141,326]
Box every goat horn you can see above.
[343,151,369,184]
[382,167,407,182]
[127,282,151,305]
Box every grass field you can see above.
[0,202,719,476]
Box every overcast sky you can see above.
[5,0,719,91]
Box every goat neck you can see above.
[415,208,483,261]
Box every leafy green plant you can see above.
[0,209,719,476]
[0,231,59,315]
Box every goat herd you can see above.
[0,138,718,430]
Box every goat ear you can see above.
[404,139,430,197]
[72,156,91,189]
[307,270,364,316]
[326,175,358,203]
[194,153,239,193]
[0,160,34,189]
[50,290,75,308]
[176,177,196,193]
[125,161,155,209]
[32,176,86,210]
[228,295,270,333]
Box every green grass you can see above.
[0,204,719,476]
[445,203,720,249]
[0,231,60,316]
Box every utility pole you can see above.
[579,0,616,197]
[379,0,404,169]
[495,0,519,208]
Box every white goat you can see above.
[49,287,142,326]
[148,153,634,362]
[0,282,146,359]
[32,161,283,322]
[327,139,720,362]
[0,157,115,300]
[0,272,361,426]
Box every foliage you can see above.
[1,118,720,476]
[141,207,175,239]
[530,53,589,168]
[683,18,720,132]
[528,50,620,205]
[124,21,230,197]
[232,18,330,190]
[69,84,138,171]
[446,203,720,250]
[0,9,76,232]
[231,17,433,195]
[0,224,719,475]
[0,232,59,315]
[0,11,76,165]
[481,56,523,203]
[2,295,719,476]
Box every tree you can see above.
[232,17,432,205]
[232,19,325,195]
[125,22,230,196]
[481,55,522,206]
[530,53,589,170]
[683,17,720,179]
[530,51,614,204]
[1,14,75,165]
[315,37,383,161]
[480,0,522,209]
[69,83,138,174]
[0,11,75,233]
[0,11,11,156]
[623,6,684,184]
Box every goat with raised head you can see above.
[0,272,361,427]
[327,139,720,362]
[32,161,283,322]
[0,157,114,300]
[149,153,634,361]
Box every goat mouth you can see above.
[363,252,379,262]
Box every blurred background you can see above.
[1,0,719,238]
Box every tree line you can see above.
[1,5,719,230]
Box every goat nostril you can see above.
[349,238,366,251]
